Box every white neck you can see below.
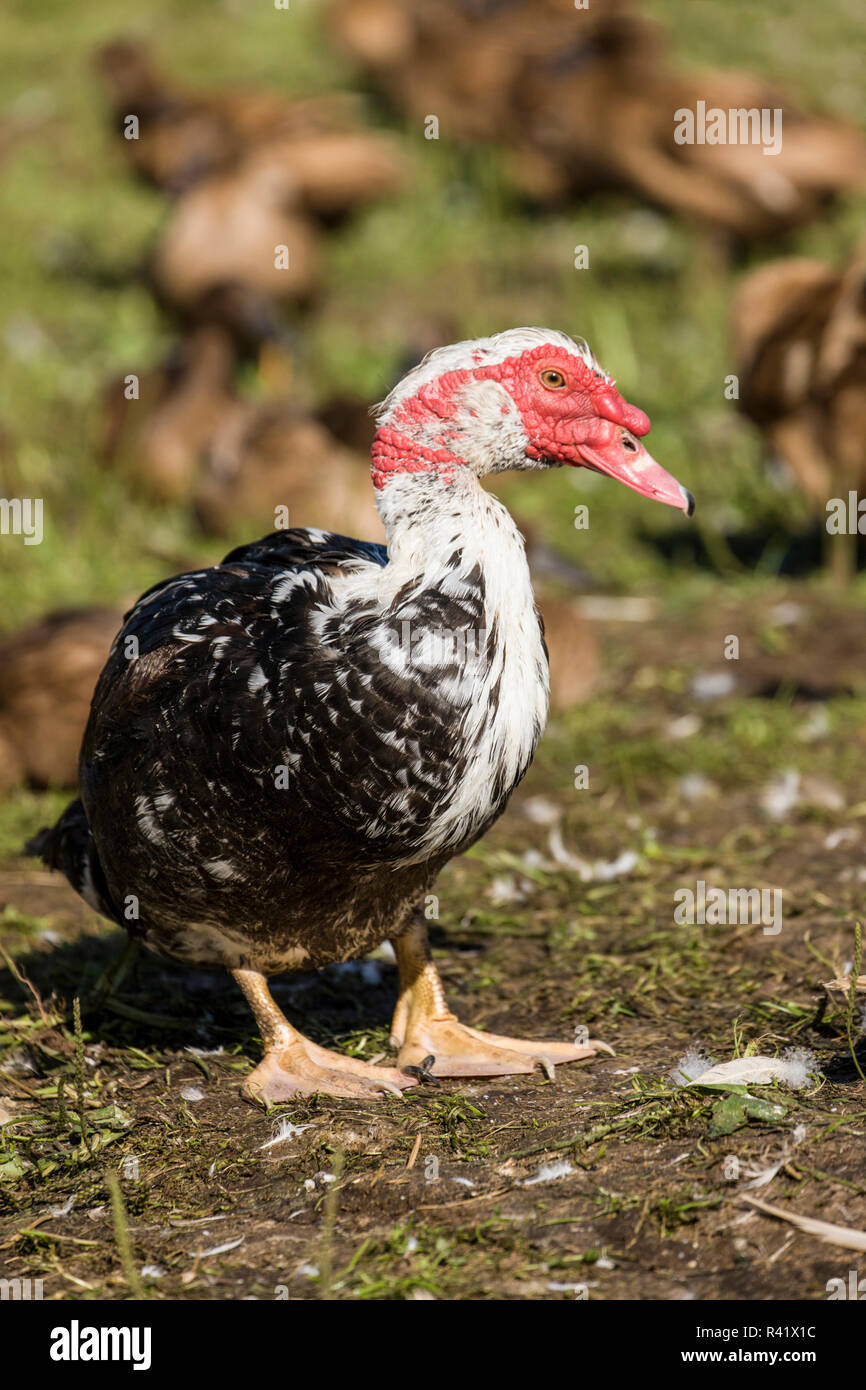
[370,468,549,858]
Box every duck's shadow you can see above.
[0,928,431,1057]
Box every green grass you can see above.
[2,0,866,623]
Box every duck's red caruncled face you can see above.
[490,344,694,515]
[372,337,694,516]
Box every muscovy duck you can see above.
[94,39,405,207]
[151,148,320,327]
[335,0,866,240]
[732,248,866,581]
[194,398,384,543]
[99,325,245,504]
[0,607,123,793]
[733,248,866,510]
[31,328,693,1102]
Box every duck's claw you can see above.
[396,1015,613,1079]
[401,1053,441,1087]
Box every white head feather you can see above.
[375,327,608,425]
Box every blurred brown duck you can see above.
[93,37,406,209]
[150,114,406,332]
[534,595,600,713]
[332,0,580,148]
[98,324,247,502]
[520,57,866,239]
[732,247,866,577]
[334,0,866,238]
[150,150,320,329]
[97,39,405,340]
[194,400,384,542]
[0,608,124,793]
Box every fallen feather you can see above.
[824,827,858,850]
[743,1160,785,1190]
[762,769,844,819]
[487,874,527,906]
[195,1235,244,1257]
[670,1047,715,1086]
[741,1197,866,1253]
[589,849,640,881]
[547,827,586,873]
[797,706,830,743]
[768,601,803,627]
[677,773,714,801]
[666,714,702,740]
[522,1159,573,1186]
[761,770,800,820]
[258,1118,313,1151]
[687,1050,817,1090]
[520,795,562,826]
[548,826,638,882]
[691,671,736,700]
[742,1124,807,1190]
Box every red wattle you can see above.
[371,425,461,489]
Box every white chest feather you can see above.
[370,473,549,859]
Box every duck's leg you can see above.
[389,916,612,1078]
[233,967,417,1103]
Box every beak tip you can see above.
[681,487,696,518]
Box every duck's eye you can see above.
[539,369,567,390]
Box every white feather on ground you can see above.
[521,1159,574,1186]
[670,1047,715,1085]
[741,1197,866,1254]
[684,1049,818,1090]
[258,1117,313,1151]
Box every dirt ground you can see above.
[1,587,865,1302]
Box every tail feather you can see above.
[25,798,121,925]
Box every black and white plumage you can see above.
[58,519,539,974]
[32,329,691,1099]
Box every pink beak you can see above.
[569,386,694,515]
[576,425,695,516]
